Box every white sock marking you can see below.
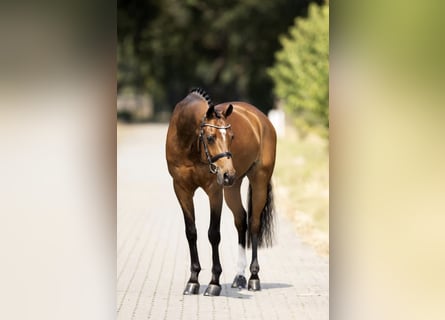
[237,245,247,276]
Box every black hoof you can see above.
[183,282,200,295]
[248,278,261,291]
[203,284,221,296]
[231,275,247,289]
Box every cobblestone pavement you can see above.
[117,123,328,320]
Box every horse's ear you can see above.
[224,104,233,118]
[206,105,215,119]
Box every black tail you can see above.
[247,182,275,248]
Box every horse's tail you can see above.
[247,181,275,248]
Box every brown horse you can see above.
[165,88,276,296]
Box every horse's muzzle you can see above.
[216,169,236,187]
[223,172,235,187]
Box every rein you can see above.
[199,120,232,174]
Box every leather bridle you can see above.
[198,120,232,174]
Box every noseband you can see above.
[199,121,232,174]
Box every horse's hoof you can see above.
[248,278,261,291]
[231,275,247,289]
[183,282,200,295]
[204,284,221,296]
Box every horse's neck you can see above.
[174,104,203,154]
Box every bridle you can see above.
[198,118,232,174]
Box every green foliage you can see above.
[118,0,324,115]
[268,3,329,137]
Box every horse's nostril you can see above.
[223,172,234,186]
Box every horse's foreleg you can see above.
[232,218,247,289]
[204,188,223,296]
[224,181,248,289]
[174,181,201,295]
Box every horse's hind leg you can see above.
[203,186,224,296]
[247,171,273,291]
[224,179,248,289]
[173,181,201,295]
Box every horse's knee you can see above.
[208,229,220,245]
[234,213,247,232]
[185,224,197,242]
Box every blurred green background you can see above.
[118,0,328,127]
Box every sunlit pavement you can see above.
[117,123,328,320]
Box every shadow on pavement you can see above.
[219,283,253,299]
[210,282,293,299]
[261,282,293,290]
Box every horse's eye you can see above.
[207,135,215,144]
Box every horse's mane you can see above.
[189,87,214,109]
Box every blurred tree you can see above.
[268,3,329,137]
[118,0,323,115]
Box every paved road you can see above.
[117,123,328,320]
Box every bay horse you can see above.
[165,88,276,296]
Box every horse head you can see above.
[200,104,236,186]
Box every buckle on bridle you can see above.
[209,163,218,174]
